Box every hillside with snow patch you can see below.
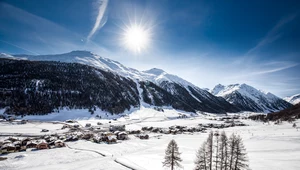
[284,93,300,105]
[0,51,239,114]
[211,83,292,112]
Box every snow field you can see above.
[0,108,299,170]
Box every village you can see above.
[0,113,248,158]
[0,119,134,156]
[0,107,299,170]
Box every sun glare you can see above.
[124,25,150,53]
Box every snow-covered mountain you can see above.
[284,94,300,105]
[210,83,292,112]
[0,51,239,114]
[10,51,200,87]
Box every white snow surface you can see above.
[211,83,279,102]
[210,84,225,95]
[0,53,27,60]
[1,51,197,89]
[1,108,300,170]
[284,93,300,105]
[211,83,286,111]
[20,108,133,121]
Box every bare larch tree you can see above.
[194,141,208,170]
[207,131,214,170]
[219,131,229,170]
[233,135,249,170]
[163,139,182,170]
[194,131,249,170]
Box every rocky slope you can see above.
[0,51,239,114]
[284,94,300,105]
[211,83,292,112]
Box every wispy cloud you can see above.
[87,0,109,41]
[251,62,298,75]
[0,2,109,55]
[0,2,81,53]
[0,39,39,55]
[228,61,298,80]
[246,14,297,55]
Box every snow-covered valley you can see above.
[1,108,299,170]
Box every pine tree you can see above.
[194,141,208,170]
[163,139,182,170]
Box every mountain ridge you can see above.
[0,51,239,114]
[284,93,300,105]
[211,83,292,112]
[0,51,292,114]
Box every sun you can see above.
[123,25,150,53]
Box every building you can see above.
[138,134,149,140]
[65,120,76,123]
[1,143,16,153]
[13,141,21,151]
[36,140,49,150]
[107,135,117,144]
[41,129,49,132]
[82,133,94,140]
[21,138,31,146]
[117,132,128,140]
[54,140,66,148]
[8,137,19,142]
[26,141,38,148]
[110,125,125,132]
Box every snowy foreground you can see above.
[0,108,300,170]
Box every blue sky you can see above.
[0,0,300,97]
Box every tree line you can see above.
[0,59,139,115]
[163,131,249,170]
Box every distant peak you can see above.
[289,93,300,97]
[211,84,226,95]
[144,68,166,75]
[202,88,210,91]
[215,84,225,88]
[240,83,248,87]
[228,83,241,87]
[0,53,26,60]
[67,50,94,56]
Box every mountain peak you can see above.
[144,68,166,75]
[0,53,14,58]
[65,50,94,57]
[210,84,225,95]
[212,83,291,112]
[215,84,225,88]
[284,93,300,105]
[0,53,26,60]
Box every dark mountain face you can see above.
[0,58,140,115]
[0,58,241,116]
[211,84,292,113]
[223,91,262,112]
[138,81,239,113]
[266,103,300,121]
[284,94,300,105]
[222,91,292,112]
[138,81,196,112]
[159,81,240,113]
[249,103,300,121]
[187,86,240,113]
